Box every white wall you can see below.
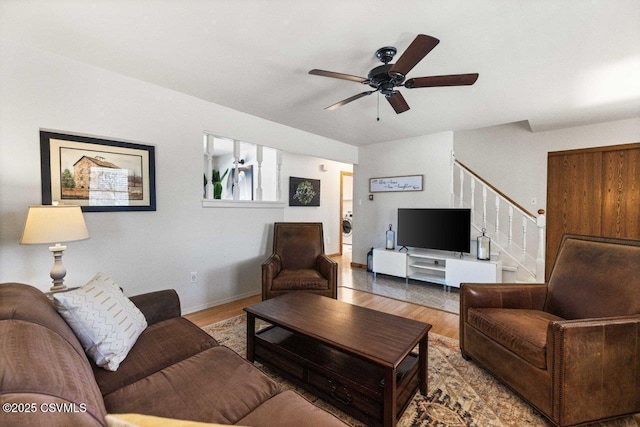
[453,118,640,213]
[352,132,454,265]
[0,40,357,313]
[283,153,352,254]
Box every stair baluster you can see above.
[482,185,488,230]
[521,215,527,262]
[459,169,464,208]
[494,195,500,237]
[508,205,514,245]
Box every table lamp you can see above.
[20,204,90,292]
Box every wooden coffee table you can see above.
[244,293,431,427]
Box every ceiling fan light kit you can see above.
[309,34,478,115]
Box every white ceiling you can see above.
[1,0,639,146]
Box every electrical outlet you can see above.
[190,272,197,283]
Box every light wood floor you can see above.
[184,286,460,340]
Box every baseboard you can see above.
[182,290,261,315]
[351,262,367,269]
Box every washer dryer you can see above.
[342,211,353,245]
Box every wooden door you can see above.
[546,143,640,278]
[602,149,640,237]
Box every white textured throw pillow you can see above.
[53,273,147,371]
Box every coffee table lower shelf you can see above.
[253,325,420,427]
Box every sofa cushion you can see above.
[0,282,86,357]
[467,308,564,369]
[272,269,329,290]
[102,346,281,425]
[94,317,219,395]
[237,390,347,427]
[0,319,107,426]
[53,273,148,371]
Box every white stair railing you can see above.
[452,154,546,282]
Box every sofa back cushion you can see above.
[545,235,640,319]
[0,282,85,356]
[0,283,107,426]
[1,320,107,426]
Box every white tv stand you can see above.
[372,248,502,288]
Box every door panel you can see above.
[546,152,602,277]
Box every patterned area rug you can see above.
[203,316,635,427]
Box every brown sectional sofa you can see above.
[0,283,348,427]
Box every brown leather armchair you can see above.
[460,234,640,427]
[262,222,338,301]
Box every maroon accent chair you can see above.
[262,222,338,301]
[460,234,640,426]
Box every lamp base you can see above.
[49,243,68,292]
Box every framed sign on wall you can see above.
[369,175,423,193]
[289,176,320,206]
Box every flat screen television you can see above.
[397,208,471,253]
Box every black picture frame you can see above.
[289,176,320,207]
[40,131,156,212]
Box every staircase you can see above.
[451,153,546,283]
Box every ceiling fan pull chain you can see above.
[377,92,380,122]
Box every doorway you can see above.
[339,171,353,257]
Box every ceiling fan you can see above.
[309,34,478,114]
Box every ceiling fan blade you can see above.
[325,91,376,110]
[309,69,368,83]
[389,34,440,78]
[405,73,479,89]
[386,92,410,114]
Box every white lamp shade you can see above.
[21,205,89,245]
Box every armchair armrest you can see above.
[317,254,338,298]
[262,253,282,278]
[316,254,337,278]
[461,283,548,314]
[262,254,282,299]
[548,315,640,422]
[129,289,181,326]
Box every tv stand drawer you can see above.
[372,249,407,278]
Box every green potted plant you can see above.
[212,169,228,199]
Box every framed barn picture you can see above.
[40,131,156,212]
